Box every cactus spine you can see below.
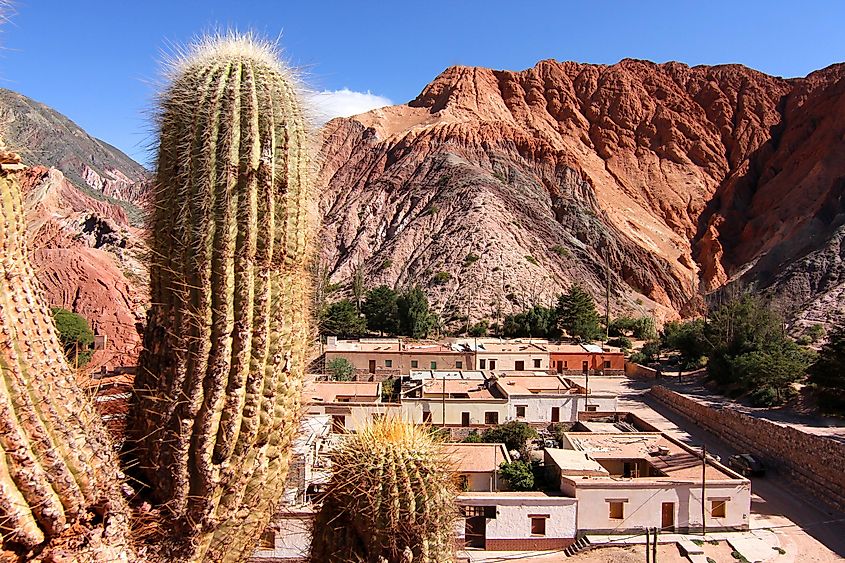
[310,419,457,563]
[129,34,312,561]
[0,157,133,560]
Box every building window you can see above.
[489,359,497,370]
[515,360,525,371]
[711,500,726,518]
[533,358,541,368]
[456,360,463,369]
[259,529,275,549]
[385,359,393,368]
[458,474,469,491]
[586,405,598,412]
[479,359,486,369]
[516,406,526,418]
[564,361,568,369]
[604,360,611,369]
[411,360,418,368]
[608,501,624,519]
[430,361,437,369]
[530,515,548,536]
[462,506,496,518]
[485,411,499,425]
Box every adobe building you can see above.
[323,338,474,380]
[546,432,751,533]
[443,442,511,492]
[546,343,625,376]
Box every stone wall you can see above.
[650,385,845,511]
[625,362,658,379]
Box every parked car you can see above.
[727,454,766,477]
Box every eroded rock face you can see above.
[318,59,845,325]
[19,166,148,369]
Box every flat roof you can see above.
[443,443,511,473]
[563,432,742,481]
[495,375,575,396]
[545,448,609,474]
[420,379,496,399]
[306,381,381,403]
[409,370,486,381]
[477,342,548,354]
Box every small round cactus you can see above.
[310,419,457,563]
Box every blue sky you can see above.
[1,1,843,166]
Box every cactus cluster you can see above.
[310,419,457,563]
[128,34,313,561]
[0,160,133,560]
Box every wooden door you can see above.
[461,412,470,427]
[368,360,376,373]
[465,516,486,548]
[551,407,560,423]
[661,502,675,531]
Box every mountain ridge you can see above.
[317,58,845,328]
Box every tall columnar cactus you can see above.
[129,34,312,562]
[310,419,457,563]
[0,158,133,560]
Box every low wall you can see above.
[625,362,658,379]
[650,385,845,511]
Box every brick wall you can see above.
[625,362,658,379]
[650,385,845,511]
[485,538,574,550]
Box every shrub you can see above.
[326,357,356,381]
[431,271,451,285]
[550,245,570,258]
[51,307,94,367]
[463,253,480,267]
[463,430,483,443]
[467,320,489,337]
[482,421,538,453]
[748,387,779,407]
[524,255,539,266]
[498,460,534,491]
[607,336,632,350]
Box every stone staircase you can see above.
[564,535,592,557]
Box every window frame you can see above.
[529,515,548,536]
[516,405,526,418]
[608,500,625,519]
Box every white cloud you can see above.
[306,88,393,125]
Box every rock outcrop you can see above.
[19,166,147,369]
[317,59,845,326]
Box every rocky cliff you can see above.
[18,166,148,369]
[317,59,845,326]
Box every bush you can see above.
[807,324,826,343]
[550,245,570,258]
[482,421,538,453]
[431,271,451,285]
[467,320,489,337]
[607,336,632,350]
[51,307,94,368]
[462,430,483,443]
[463,253,480,267]
[748,386,779,407]
[524,255,538,266]
[326,357,355,381]
[498,460,534,491]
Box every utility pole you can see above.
[645,527,650,563]
[652,527,658,563]
[701,444,707,536]
[441,372,446,428]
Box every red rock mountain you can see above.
[317,59,845,326]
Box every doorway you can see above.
[661,502,675,531]
[368,360,376,373]
[461,412,470,427]
[551,407,560,423]
[465,516,486,548]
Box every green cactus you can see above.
[310,419,457,563]
[0,161,134,560]
[128,34,313,561]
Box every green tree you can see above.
[556,285,602,341]
[467,320,489,337]
[51,307,94,368]
[320,299,367,337]
[808,319,845,408]
[397,286,435,338]
[498,460,534,491]
[503,305,558,338]
[732,342,814,403]
[662,319,709,367]
[631,316,657,340]
[481,421,538,453]
[326,357,356,381]
[351,262,365,311]
[362,285,399,335]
